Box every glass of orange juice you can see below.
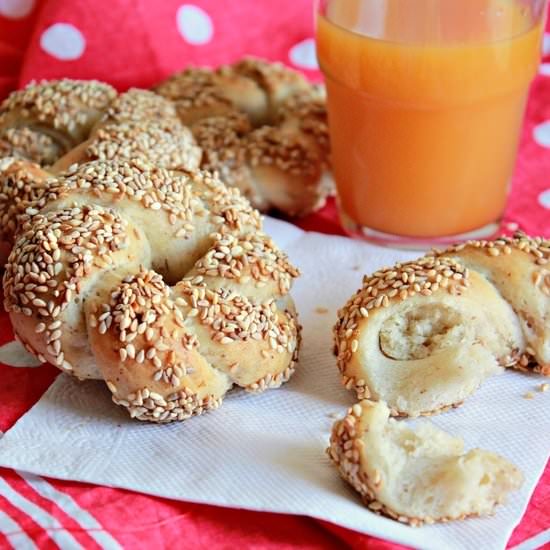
[316,0,547,247]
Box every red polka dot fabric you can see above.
[0,1,549,548]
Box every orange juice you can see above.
[317,0,545,239]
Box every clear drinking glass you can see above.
[316,0,547,247]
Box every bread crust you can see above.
[0,82,202,256]
[0,79,117,161]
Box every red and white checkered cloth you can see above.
[0,1,548,548]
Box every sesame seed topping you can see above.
[0,158,52,243]
[0,79,117,161]
[155,57,331,214]
[85,120,201,171]
[437,231,550,268]
[104,88,178,124]
[334,256,469,384]
[4,204,129,369]
[192,231,299,296]
[113,385,222,423]
[0,128,61,165]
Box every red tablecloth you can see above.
[0,1,549,548]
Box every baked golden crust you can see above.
[0,81,201,175]
[102,88,179,125]
[155,57,333,216]
[3,159,301,422]
[52,119,201,173]
[0,127,62,166]
[0,81,203,257]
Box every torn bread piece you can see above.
[328,400,523,526]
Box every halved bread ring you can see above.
[328,400,523,526]
[334,256,524,417]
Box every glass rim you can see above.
[316,0,548,47]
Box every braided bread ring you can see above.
[3,160,300,423]
[155,57,333,217]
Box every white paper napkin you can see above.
[0,217,548,550]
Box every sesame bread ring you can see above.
[0,79,117,164]
[334,256,524,417]
[0,81,197,171]
[3,159,300,422]
[436,233,550,375]
[154,57,333,217]
[0,82,201,257]
[328,400,523,525]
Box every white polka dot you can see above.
[538,189,550,210]
[0,340,42,367]
[289,38,318,70]
[0,0,34,19]
[505,221,519,232]
[176,4,213,45]
[40,23,85,61]
[533,120,550,148]
[543,33,550,56]
[540,63,550,76]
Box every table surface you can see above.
[0,1,549,548]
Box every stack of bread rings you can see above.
[0,64,308,423]
[1,58,332,219]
